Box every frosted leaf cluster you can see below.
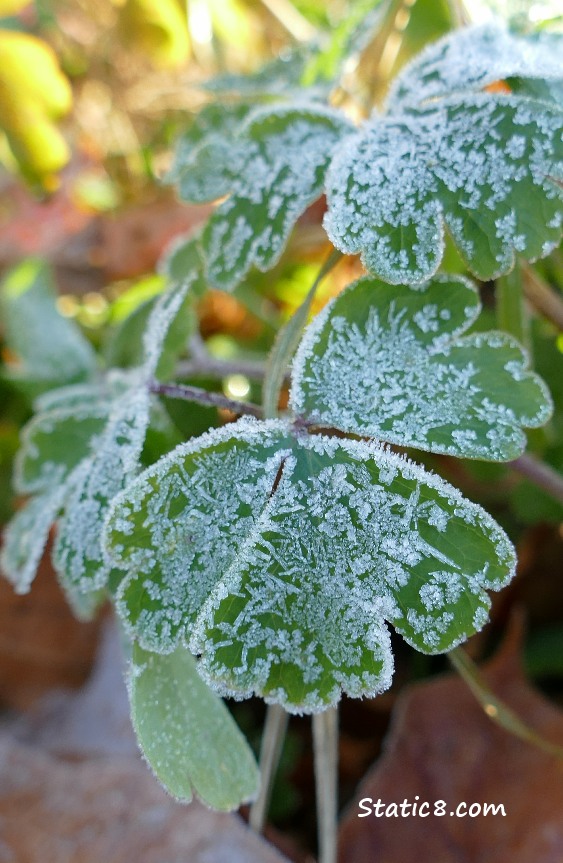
[291,275,552,460]
[1,280,193,600]
[173,104,353,291]
[325,93,563,283]
[105,418,515,713]
[387,22,563,110]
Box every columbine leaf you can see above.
[14,405,110,494]
[0,259,96,393]
[129,644,259,809]
[290,275,552,460]
[105,418,515,714]
[184,104,352,291]
[387,21,563,111]
[0,485,66,594]
[325,93,562,283]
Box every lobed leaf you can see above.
[179,104,352,291]
[290,275,552,460]
[129,644,259,809]
[105,418,515,713]
[325,93,562,284]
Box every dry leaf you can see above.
[339,621,563,863]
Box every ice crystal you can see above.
[105,418,516,714]
[290,275,552,460]
[325,93,562,283]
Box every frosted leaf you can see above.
[129,644,259,809]
[53,385,151,593]
[167,102,253,202]
[387,22,563,111]
[290,275,552,460]
[192,104,353,291]
[34,381,114,413]
[0,486,66,594]
[325,93,562,283]
[0,259,96,391]
[106,419,292,653]
[142,278,195,381]
[158,232,207,298]
[15,406,110,494]
[105,418,515,714]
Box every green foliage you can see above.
[129,644,259,808]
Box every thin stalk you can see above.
[521,262,563,332]
[313,707,339,863]
[510,453,563,505]
[262,249,342,419]
[249,705,289,833]
[449,647,563,758]
[150,381,263,418]
[496,261,530,352]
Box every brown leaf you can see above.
[0,735,291,863]
[339,622,563,863]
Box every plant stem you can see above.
[313,707,339,863]
[449,647,563,757]
[150,381,263,418]
[521,262,563,332]
[510,453,563,505]
[175,355,274,382]
[249,705,289,833]
[496,261,530,351]
[262,248,342,419]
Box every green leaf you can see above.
[290,275,552,460]
[105,418,515,713]
[0,259,96,392]
[15,405,110,494]
[0,485,66,593]
[325,93,562,284]
[129,643,259,809]
[183,104,352,291]
[387,21,562,110]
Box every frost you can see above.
[325,93,562,283]
[188,104,353,290]
[290,275,552,460]
[387,22,563,111]
[105,418,516,714]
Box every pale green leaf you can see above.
[0,259,96,392]
[290,275,552,460]
[325,94,562,283]
[105,418,515,713]
[129,643,259,809]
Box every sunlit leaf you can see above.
[106,418,515,713]
[129,643,259,808]
[0,260,96,393]
[290,275,552,460]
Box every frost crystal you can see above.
[290,275,552,460]
[105,418,516,714]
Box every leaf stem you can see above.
[313,706,339,863]
[510,453,563,506]
[449,647,563,757]
[249,705,289,833]
[521,262,563,332]
[262,248,342,419]
[150,381,264,419]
